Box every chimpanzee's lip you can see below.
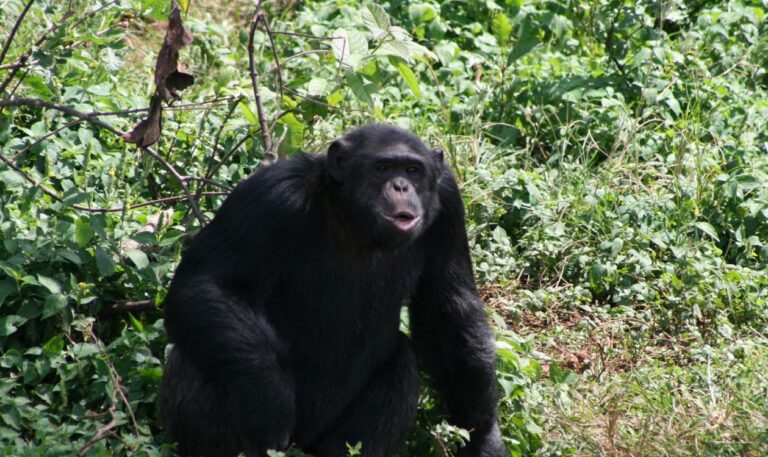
[383,211,421,232]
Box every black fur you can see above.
[158,124,508,457]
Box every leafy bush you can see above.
[2,0,767,455]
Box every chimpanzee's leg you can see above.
[307,333,420,457]
[159,348,263,457]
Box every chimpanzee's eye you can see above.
[376,164,389,172]
[406,166,421,174]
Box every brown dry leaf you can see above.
[154,2,194,99]
[123,94,163,147]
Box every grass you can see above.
[485,284,768,456]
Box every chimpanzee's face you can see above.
[326,126,444,247]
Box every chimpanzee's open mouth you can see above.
[384,211,421,232]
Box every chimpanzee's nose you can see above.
[392,178,410,192]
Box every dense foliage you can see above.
[1,0,767,456]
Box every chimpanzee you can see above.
[158,124,508,457]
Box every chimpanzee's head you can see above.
[326,124,444,247]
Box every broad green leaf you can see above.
[345,72,374,105]
[665,96,682,116]
[326,90,344,106]
[277,113,305,153]
[75,218,94,247]
[0,170,25,187]
[42,294,68,319]
[389,57,421,98]
[94,248,116,276]
[307,78,329,96]
[491,12,513,46]
[131,232,156,245]
[331,28,351,64]
[16,300,42,320]
[0,261,20,280]
[331,29,367,68]
[0,279,15,305]
[57,249,81,266]
[0,315,25,337]
[378,41,412,62]
[43,335,65,355]
[0,404,21,430]
[377,40,437,63]
[78,128,94,146]
[361,3,390,37]
[408,4,437,24]
[125,249,150,269]
[695,222,720,241]
[239,101,258,124]
[36,275,61,295]
[129,313,144,332]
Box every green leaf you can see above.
[239,101,258,124]
[0,315,25,337]
[665,96,682,116]
[331,29,367,69]
[331,28,351,64]
[361,3,390,37]
[42,294,68,319]
[492,12,513,46]
[57,249,81,266]
[377,40,437,63]
[0,404,21,430]
[389,57,421,98]
[345,72,374,105]
[16,300,42,320]
[307,78,330,96]
[125,249,150,269]
[277,113,305,154]
[0,170,25,188]
[326,90,344,106]
[36,275,61,294]
[695,222,720,242]
[129,313,144,332]
[408,4,437,24]
[43,335,65,355]
[0,279,15,305]
[94,248,116,276]
[0,261,20,280]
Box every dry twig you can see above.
[0,0,35,68]
[247,2,277,165]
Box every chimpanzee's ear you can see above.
[327,138,351,181]
[429,147,444,163]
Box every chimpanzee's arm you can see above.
[164,274,294,449]
[410,173,508,457]
[162,165,312,449]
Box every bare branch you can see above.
[0,7,75,95]
[271,49,329,71]
[77,323,140,456]
[99,299,157,317]
[0,0,35,67]
[142,146,207,225]
[12,119,82,160]
[203,132,251,180]
[262,17,284,110]
[0,97,229,221]
[74,192,227,213]
[78,409,118,457]
[0,98,122,135]
[182,176,233,191]
[1,149,225,212]
[270,30,343,41]
[247,7,275,165]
